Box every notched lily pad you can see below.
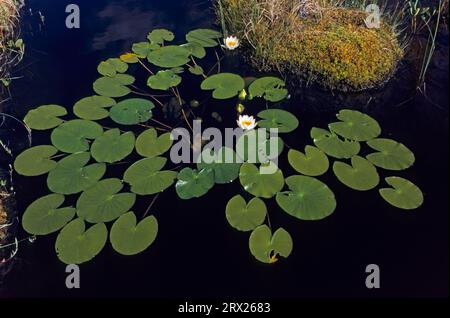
[24,105,67,130]
[93,74,135,98]
[186,29,222,47]
[288,146,329,176]
[73,95,116,120]
[249,225,293,264]
[91,129,135,163]
[97,58,128,77]
[201,73,245,100]
[147,45,190,68]
[197,147,241,184]
[110,98,155,125]
[175,167,215,200]
[311,127,360,159]
[329,109,381,142]
[379,177,424,210]
[226,195,267,232]
[14,145,59,176]
[239,163,285,199]
[135,128,173,158]
[333,156,380,191]
[147,70,182,90]
[257,109,299,133]
[51,119,103,153]
[248,77,288,102]
[366,138,415,171]
[148,29,175,44]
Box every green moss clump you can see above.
[218,0,404,91]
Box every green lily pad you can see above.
[51,119,103,153]
[110,98,155,125]
[93,74,135,98]
[147,70,182,90]
[201,73,245,99]
[24,105,67,130]
[110,212,158,256]
[47,152,106,195]
[175,167,215,200]
[73,95,116,120]
[333,156,380,191]
[97,58,128,77]
[181,42,206,59]
[186,29,222,47]
[379,177,424,210]
[147,45,191,68]
[77,178,136,223]
[225,195,267,232]
[366,138,415,171]
[257,109,299,133]
[55,218,107,265]
[236,129,284,163]
[288,146,329,176]
[197,147,241,184]
[123,157,177,195]
[188,65,205,76]
[239,163,285,199]
[276,175,336,221]
[135,128,173,158]
[329,109,381,142]
[248,77,288,102]
[148,29,175,44]
[249,225,293,264]
[14,145,59,176]
[22,194,76,235]
[132,42,159,58]
[91,129,135,163]
[311,127,360,159]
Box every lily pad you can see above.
[73,95,116,120]
[47,152,106,194]
[24,105,67,130]
[225,195,267,232]
[120,53,139,64]
[123,157,177,195]
[333,156,380,191]
[175,167,215,200]
[288,146,329,176]
[257,109,299,133]
[366,138,415,171]
[181,42,206,59]
[135,128,173,158]
[148,29,174,44]
[91,129,135,163]
[276,175,336,221]
[236,129,284,163]
[77,178,136,223]
[51,119,103,153]
[97,58,128,77]
[147,70,182,90]
[132,42,159,58]
[248,77,288,102]
[329,109,381,142]
[239,163,285,199]
[311,127,360,159]
[186,29,222,47]
[379,177,424,210]
[14,145,58,176]
[249,225,293,264]
[55,218,107,265]
[200,73,245,100]
[110,212,158,256]
[22,194,76,235]
[197,147,241,184]
[93,74,135,98]
[110,98,155,125]
[188,65,205,76]
[147,45,191,68]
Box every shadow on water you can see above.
[0,0,448,297]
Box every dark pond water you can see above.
[0,0,448,298]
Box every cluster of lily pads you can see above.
[12,28,423,266]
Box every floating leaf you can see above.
[186,29,222,47]
[93,74,135,98]
[47,152,106,195]
[24,105,67,130]
[379,177,424,210]
[148,29,174,44]
[51,119,103,153]
[91,129,135,163]
[366,138,415,171]
[22,194,76,235]
[132,42,159,58]
[225,195,267,232]
[73,95,116,120]
[110,98,155,125]
[77,178,136,223]
[147,70,182,90]
[329,109,381,142]
[181,42,206,59]
[147,45,191,68]
[236,129,284,163]
[311,127,360,159]
[288,146,329,176]
[333,156,380,191]
[55,218,107,265]
[276,175,336,220]
[248,77,288,102]
[123,157,177,195]
[120,53,139,64]
[201,73,245,99]
[97,58,128,77]
[257,109,299,133]
[249,225,293,264]
[239,163,284,199]
[175,168,215,200]
[14,145,58,176]
[135,128,173,158]
[197,147,241,184]
[110,212,158,256]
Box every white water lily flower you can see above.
[224,35,240,50]
[237,115,257,131]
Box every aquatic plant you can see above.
[13,28,424,266]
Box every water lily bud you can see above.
[236,103,245,114]
[190,100,200,108]
[238,89,247,101]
